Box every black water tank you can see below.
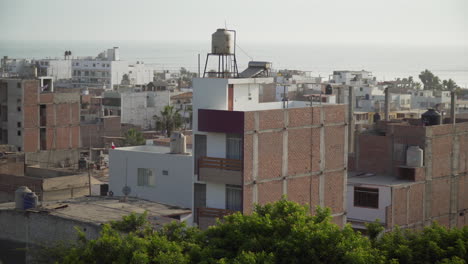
[325,84,333,95]
[422,109,441,126]
[373,112,381,123]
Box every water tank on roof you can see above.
[421,109,441,126]
[15,186,32,209]
[212,29,234,55]
[23,192,38,210]
[373,112,381,123]
[170,132,187,154]
[325,84,333,95]
[406,146,424,167]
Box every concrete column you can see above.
[348,86,355,154]
[384,88,390,121]
[319,107,325,207]
[282,110,289,196]
[451,91,456,124]
[252,112,259,204]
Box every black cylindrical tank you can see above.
[421,109,441,126]
[373,112,381,123]
[325,84,333,95]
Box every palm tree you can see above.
[123,128,146,146]
[154,105,182,137]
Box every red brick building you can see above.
[0,78,81,167]
[347,120,468,230]
[192,77,348,228]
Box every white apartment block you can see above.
[102,90,173,130]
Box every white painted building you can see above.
[409,89,451,109]
[128,62,154,85]
[109,145,193,210]
[33,59,73,81]
[331,70,377,87]
[102,90,173,129]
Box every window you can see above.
[17,106,21,112]
[85,71,89,76]
[162,170,169,176]
[354,187,379,208]
[17,130,21,136]
[226,185,242,211]
[93,64,96,67]
[17,82,21,88]
[360,87,363,91]
[17,122,21,128]
[17,147,21,152]
[137,168,155,187]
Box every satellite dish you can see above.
[122,186,131,196]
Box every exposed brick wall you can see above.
[357,134,389,174]
[23,129,39,152]
[23,105,39,128]
[258,109,284,130]
[242,185,254,215]
[258,131,283,180]
[242,105,347,222]
[323,105,346,124]
[244,112,255,132]
[324,126,345,171]
[408,183,424,224]
[393,187,408,226]
[458,174,467,211]
[22,80,39,106]
[431,136,453,178]
[243,134,253,183]
[257,180,283,205]
[324,171,344,214]
[309,175,321,214]
[287,176,311,206]
[431,178,450,217]
[288,128,313,175]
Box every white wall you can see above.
[109,147,193,209]
[346,184,391,224]
[110,61,129,89]
[192,78,228,132]
[233,83,260,111]
[206,133,226,158]
[206,182,226,209]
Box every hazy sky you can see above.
[1,0,467,46]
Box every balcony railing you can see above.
[198,156,242,185]
[197,207,236,230]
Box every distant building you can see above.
[0,78,81,166]
[347,117,468,230]
[331,70,377,87]
[102,89,174,130]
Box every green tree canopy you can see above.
[419,69,443,91]
[123,128,146,146]
[154,105,182,137]
[44,199,468,264]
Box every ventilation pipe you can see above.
[451,91,456,124]
[384,87,390,121]
[348,86,355,153]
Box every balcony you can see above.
[198,156,242,185]
[197,207,236,230]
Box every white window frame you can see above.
[137,168,156,187]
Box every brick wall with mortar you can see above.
[357,122,468,230]
[242,105,347,226]
[21,81,81,166]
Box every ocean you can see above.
[1,40,467,87]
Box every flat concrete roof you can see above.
[114,145,192,155]
[0,196,191,226]
[348,172,414,187]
